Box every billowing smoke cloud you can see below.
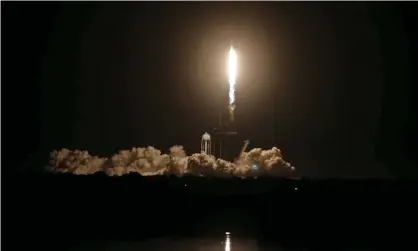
[47,145,295,178]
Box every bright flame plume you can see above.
[228,46,237,105]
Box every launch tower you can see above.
[212,107,237,160]
[201,132,212,155]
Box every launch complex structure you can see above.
[212,108,237,160]
[201,46,252,161]
[201,46,296,174]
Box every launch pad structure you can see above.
[212,108,237,160]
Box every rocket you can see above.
[228,103,236,122]
[227,46,237,123]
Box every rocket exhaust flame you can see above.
[228,46,237,122]
[228,46,237,105]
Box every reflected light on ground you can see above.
[225,232,231,251]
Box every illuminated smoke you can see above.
[47,145,295,178]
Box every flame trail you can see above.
[228,47,237,104]
[228,46,237,122]
[225,232,231,251]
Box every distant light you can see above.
[295,187,298,191]
[185,184,187,187]
[225,232,230,235]
[252,164,259,170]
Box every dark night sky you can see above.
[2,2,417,178]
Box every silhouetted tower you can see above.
[201,132,212,155]
[212,106,237,160]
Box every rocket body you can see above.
[228,103,236,122]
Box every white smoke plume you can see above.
[47,145,295,178]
